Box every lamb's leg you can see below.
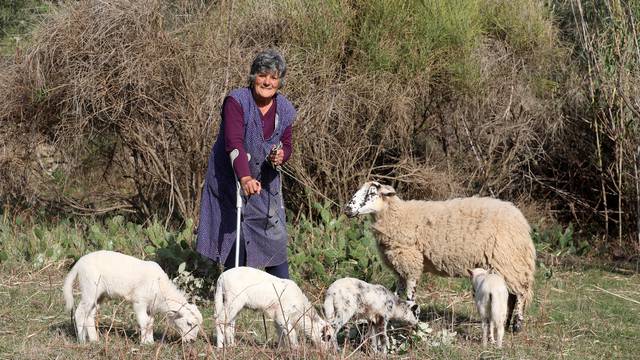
[333,307,354,348]
[75,300,99,343]
[288,328,299,349]
[489,318,496,344]
[380,320,390,354]
[367,321,379,353]
[73,302,90,343]
[495,319,504,348]
[481,319,489,347]
[275,321,298,349]
[217,300,242,348]
[133,302,154,345]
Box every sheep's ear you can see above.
[379,185,396,197]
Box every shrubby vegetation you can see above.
[1,0,639,262]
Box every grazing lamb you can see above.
[344,181,535,332]
[468,268,509,348]
[63,250,203,344]
[323,277,419,353]
[214,266,334,350]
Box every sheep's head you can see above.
[167,303,203,342]
[344,181,396,217]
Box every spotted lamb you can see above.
[323,277,419,353]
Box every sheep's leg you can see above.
[481,319,489,347]
[506,293,516,330]
[405,278,419,301]
[384,248,423,301]
[512,294,524,333]
[133,302,154,345]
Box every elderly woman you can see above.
[196,49,295,279]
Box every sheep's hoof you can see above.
[511,319,523,333]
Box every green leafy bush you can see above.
[288,201,390,286]
[532,223,591,256]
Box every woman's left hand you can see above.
[269,149,285,166]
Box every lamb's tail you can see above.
[214,274,225,321]
[323,295,335,325]
[63,262,80,311]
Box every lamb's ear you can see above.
[167,310,182,320]
[379,185,396,197]
[410,303,420,318]
[467,269,474,278]
[321,324,333,342]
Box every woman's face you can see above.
[253,71,280,101]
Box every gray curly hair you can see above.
[247,49,287,88]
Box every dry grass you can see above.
[1,258,639,359]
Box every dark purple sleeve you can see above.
[223,97,251,179]
[281,124,293,163]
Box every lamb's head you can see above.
[167,303,203,342]
[467,268,488,292]
[344,181,396,217]
[312,319,336,351]
[391,299,420,326]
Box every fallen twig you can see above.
[592,285,640,305]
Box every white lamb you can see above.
[62,250,203,344]
[468,268,509,348]
[323,277,419,353]
[214,266,334,350]
[344,181,536,332]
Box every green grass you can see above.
[1,258,638,359]
[0,0,50,55]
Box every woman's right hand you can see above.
[240,176,261,196]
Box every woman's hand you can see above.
[268,149,285,167]
[240,176,261,196]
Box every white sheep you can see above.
[214,266,334,350]
[468,268,509,348]
[323,277,419,353]
[63,250,203,344]
[344,181,535,332]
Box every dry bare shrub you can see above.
[0,0,571,231]
[1,0,213,219]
